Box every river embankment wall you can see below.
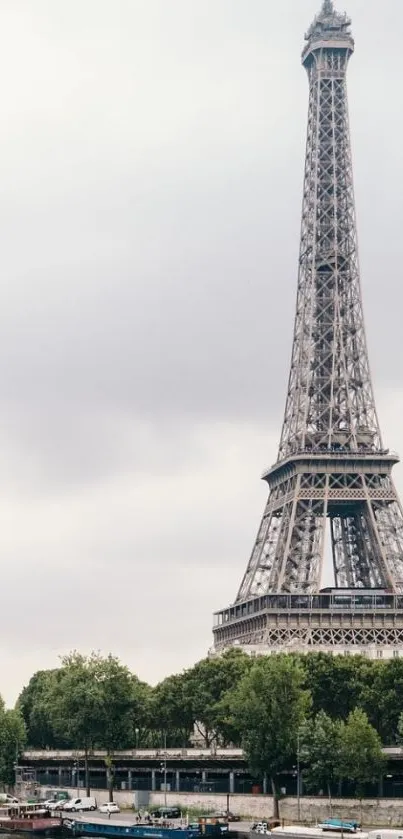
[43,787,403,826]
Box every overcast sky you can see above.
[1,0,403,706]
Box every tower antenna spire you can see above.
[322,0,334,11]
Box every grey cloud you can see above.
[0,0,402,703]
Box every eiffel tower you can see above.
[213,0,403,657]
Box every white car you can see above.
[44,800,66,811]
[99,803,120,815]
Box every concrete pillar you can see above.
[58,766,62,787]
[176,770,181,792]
[128,770,133,790]
[151,769,156,792]
[229,772,235,794]
[263,774,268,795]
[202,770,207,784]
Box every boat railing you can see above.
[0,802,50,818]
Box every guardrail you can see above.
[23,748,244,761]
[23,746,402,763]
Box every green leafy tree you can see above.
[0,699,26,785]
[300,710,344,809]
[213,688,246,748]
[228,655,311,819]
[360,659,403,743]
[91,654,136,800]
[301,654,370,721]
[185,649,252,746]
[397,710,403,745]
[340,708,385,799]
[47,652,141,798]
[47,653,106,795]
[16,670,60,748]
[129,676,153,748]
[152,674,194,747]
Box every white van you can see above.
[63,797,97,812]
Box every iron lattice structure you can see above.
[213,1,403,655]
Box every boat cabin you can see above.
[0,802,51,820]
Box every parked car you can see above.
[63,797,97,812]
[213,812,241,823]
[43,799,67,811]
[153,808,181,819]
[99,803,120,815]
[42,790,70,804]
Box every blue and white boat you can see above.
[64,819,222,839]
[319,821,361,834]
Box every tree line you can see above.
[2,650,403,811]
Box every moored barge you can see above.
[64,819,222,839]
[271,829,368,839]
[0,802,62,835]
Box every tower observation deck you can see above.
[213,1,403,657]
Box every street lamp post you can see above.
[163,732,167,808]
[73,761,79,797]
[297,731,301,823]
[14,763,19,799]
[73,754,81,797]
